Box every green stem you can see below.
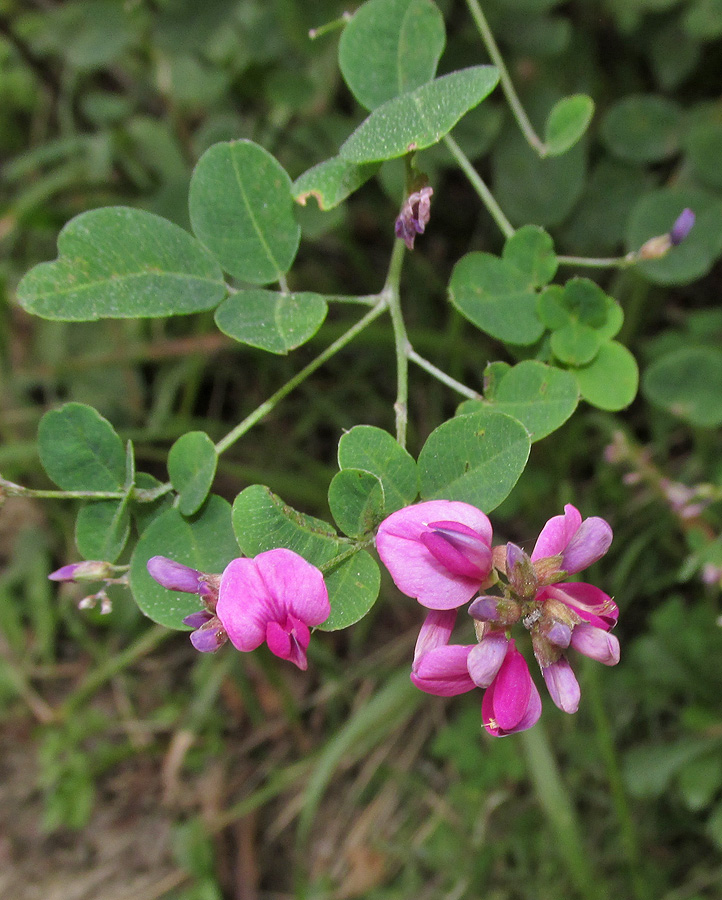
[383,237,410,447]
[519,722,603,899]
[407,349,481,399]
[0,476,126,501]
[557,254,635,269]
[586,663,653,900]
[214,300,388,456]
[465,0,546,156]
[443,134,514,238]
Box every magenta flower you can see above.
[147,549,330,667]
[410,611,541,736]
[376,500,493,610]
[217,548,329,671]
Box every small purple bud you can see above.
[468,594,521,626]
[49,561,113,583]
[147,556,203,593]
[189,618,226,653]
[542,657,580,714]
[395,186,433,250]
[182,610,214,629]
[506,543,538,600]
[545,620,572,648]
[570,623,620,665]
[669,208,695,246]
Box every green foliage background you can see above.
[2,0,722,897]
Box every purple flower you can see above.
[395,186,433,250]
[147,556,207,593]
[669,208,695,246]
[49,561,114,582]
[216,548,329,670]
[531,503,612,574]
[409,612,541,737]
[376,500,493,610]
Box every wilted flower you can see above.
[376,500,493,609]
[395,186,433,250]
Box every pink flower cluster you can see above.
[147,549,330,671]
[376,500,618,736]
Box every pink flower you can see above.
[217,548,330,671]
[376,500,493,610]
[531,503,612,574]
[410,611,541,736]
[148,549,330,668]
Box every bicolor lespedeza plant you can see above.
[4,0,711,753]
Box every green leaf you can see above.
[459,361,578,442]
[678,754,722,812]
[129,495,239,629]
[293,156,380,210]
[492,125,586,227]
[188,140,300,284]
[642,346,722,427]
[627,187,722,286]
[339,0,446,110]
[575,341,639,411]
[168,431,218,516]
[232,485,340,567]
[75,500,131,563]
[685,122,722,190]
[328,469,385,538]
[561,277,609,328]
[38,402,126,491]
[337,425,418,513]
[339,66,499,164]
[418,410,531,512]
[448,252,544,345]
[601,94,682,163]
[544,94,594,156]
[321,550,381,630]
[550,322,602,366]
[624,736,722,799]
[502,225,558,288]
[17,207,226,321]
[214,290,328,354]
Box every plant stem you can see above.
[557,254,635,269]
[519,722,603,900]
[383,237,410,446]
[214,300,388,456]
[443,134,514,238]
[0,476,126,501]
[407,349,481,399]
[464,0,546,156]
[586,663,653,900]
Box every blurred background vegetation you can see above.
[2,0,722,898]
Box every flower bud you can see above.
[49,561,115,583]
[542,657,580,714]
[506,543,538,600]
[468,594,521,626]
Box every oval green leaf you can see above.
[75,499,131,562]
[38,402,126,491]
[189,140,300,284]
[601,94,682,164]
[328,469,385,538]
[293,156,380,211]
[168,431,218,516]
[337,425,418,513]
[502,225,558,288]
[339,0,446,110]
[418,410,531,512]
[575,341,639,411]
[339,66,499,164]
[321,550,381,631]
[232,485,340,567]
[642,346,722,427]
[129,495,239,629]
[215,290,328,354]
[448,252,544,345]
[544,94,594,157]
[464,361,578,442]
[550,322,602,366]
[17,207,226,320]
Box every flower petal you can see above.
[411,644,476,696]
[266,615,311,670]
[570,623,620,665]
[542,657,580,713]
[488,640,532,732]
[376,501,492,609]
[147,556,203,593]
[539,583,618,630]
[254,548,330,627]
[482,658,541,737]
[414,609,457,662]
[532,505,582,560]
[467,632,509,688]
[561,517,612,573]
